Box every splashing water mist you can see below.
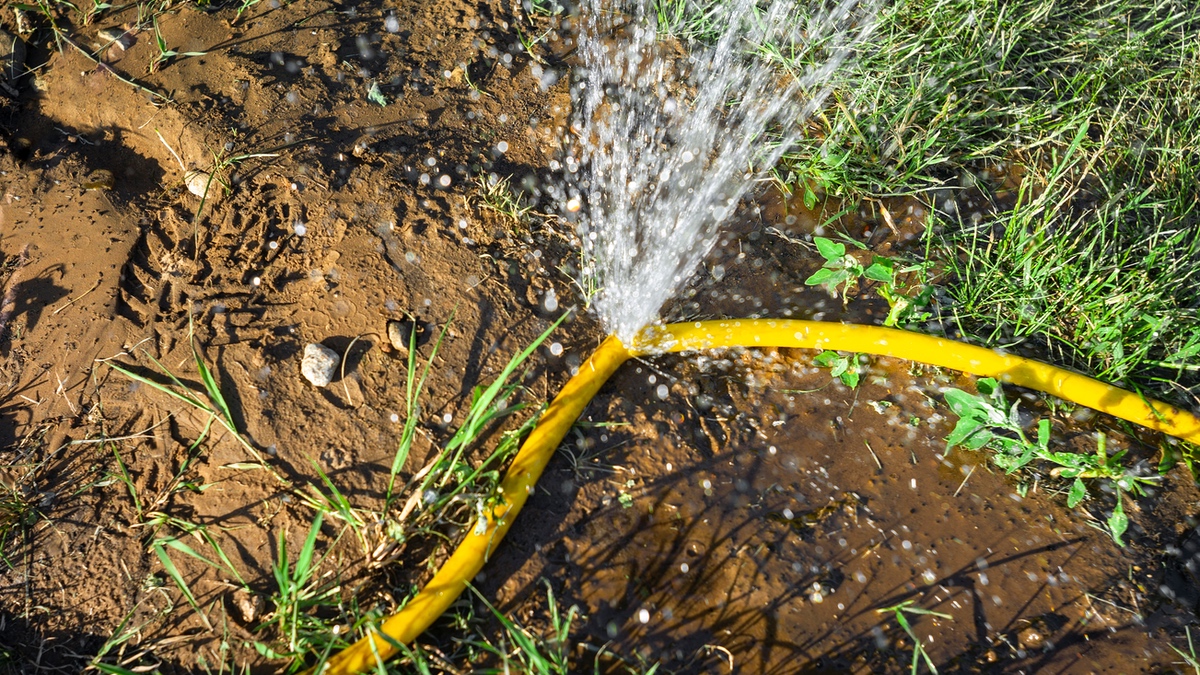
[564,0,879,343]
[314,5,1200,669]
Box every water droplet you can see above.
[637,609,650,623]
[656,384,668,400]
[549,342,563,356]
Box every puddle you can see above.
[533,194,1200,672]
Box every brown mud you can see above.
[0,1,1198,673]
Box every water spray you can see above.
[307,0,1200,670]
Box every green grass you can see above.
[244,316,598,672]
[0,473,38,569]
[104,321,284,483]
[658,0,1200,409]
[96,307,593,672]
[875,600,953,675]
[776,0,1200,407]
[474,174,536,227]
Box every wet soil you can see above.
[1,1,1198,673]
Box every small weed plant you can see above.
[813,350,861,388]
[475,174,534,225]
[942,378,1158,546]
[468,580,578,674]
[805,236,933,327]
[105,323,281,482]
[875,600,952,675]
[148,16,206,73]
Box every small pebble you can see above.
[97,26,133,51]
[233,589,264,624]
[185,169,213,198]
[301,343,339,387]
[387,318,422,354]
[1018,627,1043,649]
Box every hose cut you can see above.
[313,320,1200,674]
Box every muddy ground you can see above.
[1,0,1199,672]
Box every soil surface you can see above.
[1,1,1198,673]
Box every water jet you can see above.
[308,1,1200,671]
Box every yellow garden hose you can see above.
[312,319,1200,674]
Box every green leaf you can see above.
[1067,477,1087,508]
[804,267,838,286]
[813,236,844,262]
[1158,442,1180,475]
[864,260,895,283]
[1108,493,1128,547]
[962,428,993,450]
[367,82,388,106]
[1166,340,1200,363]
[943,388,983,418]
[945,418,982,448]
[253,641,288,659]
[294,511,324,585]
[803,184,817,210]
[1037,419,1050,449]
[153,542,199,609]
[840,370,860,389]
[975,378,999,397]
[188,320,233,423]
[813,351,840,368]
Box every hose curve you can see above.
[313,319,1200,675]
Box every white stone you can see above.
[185,169,213,198]
[301,343,339,387]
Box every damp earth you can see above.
[1,1,1198,673]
